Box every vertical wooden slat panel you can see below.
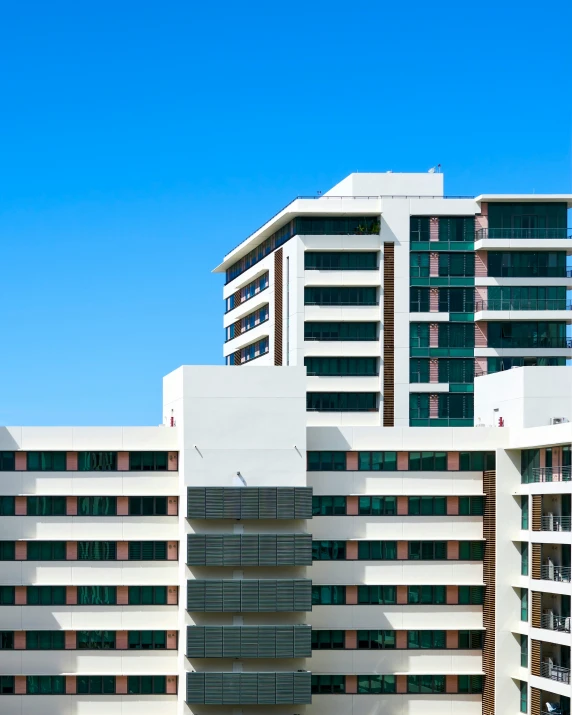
[532,543,541,579]
[274,248,283,365]
[530,686,540,715]
[383,243,394,426]
[531,495,542,531]
[482,469,496,715]
[531,591,541,628]
[530,639,540,676]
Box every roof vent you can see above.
[550,417,569,425]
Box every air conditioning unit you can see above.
[550,417,569,425]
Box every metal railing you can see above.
[475,299,572,312]
[489,268,572,278]
[541,515,572,532]
[532,466,572,482]
[489,338,572,349]
[476,228,572,240]
[541,613,572,633]
[541,661,571,684]
[540,565,571,583]
[305,301,379,306]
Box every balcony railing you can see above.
[476,228,572,240]
[489,338,572,349]
[541,661,571,684]
[304,300,379,306]
[475,299,572,312]
[541,515,572,532]
[531,466,572,483]
[489,269,572,278]
[540,565,571,583]
[541,613,572,633]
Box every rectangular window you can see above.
[129,452,169,471]
[0,587,14,605]
[410,217,429,242]
[409,394,430,421]
[128,496,168,516]
[77,676,116,694]
[357,674,396,694]
[459,630,484,649]
[225,272,268,312]
[26,631,65,649]
[127,631,167,649]
[311,675,345,694]
[0,542,15,560]
[408,452,447,471]
[459,541,485,560]
[459,496,484,516]
[0,632,14,649]
[438,358,474,384]
[520,681,527,713]
[312,496,346,516]
[78,586,117,605]
[304,251,378,270]
[410,358,430,383]
[521,496,529,529]
[438,252,475,277]
[358,496,396,515]
[307,392,377,412]
[77,496,117,516]
[77,452,117,471]
[408,541,447,560]
[488,251,566,278]
[488,321,567,349]
[26,675,65,694]
[304,356,378,377]
[438,323,475,348]
[410,252,430,277]
[27,542,66,561]
[407,675,445,693]
[307,452,346,471]
[459,452,496,471]
[358,452,397,471]
[128,541,167,560]
[0,453,15,471]
[304,286,378,306]
[27,496,66,516]
[520,634,528,668]
[128,586,167,605]
[127,676,166,695]
[521,542,529,576]
[311,585,346,605]
[77,631,116,649]
[304,321,378,341]
[520,588,528,621]
[312,541,346,560]
[78,541,117,561]
[358,585,397,605]
[358,541,397,560]
[410,322,430,348]
[407,631,446,649]
[0,676,14,694]
[0,497,15,515]
[407,586,446,604]
[311,630,344,649]
[458,675,483,694]
[438,393,474,420]
[357,630,396,649]
[410,287,430,313]
[458,586,484,605]
[438,216,475,242]
[26,452,66,471]
[521,449,540,483]
[27,586,66,605]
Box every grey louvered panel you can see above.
[221,581,241,611]
[186,626,206,657]
[276,488,294,518]
[221,627,241,658]
[186,673,205,703]
[240,580,260,612]
[187,580,206,611]
[276,672,295,704]
[223,489,241,519]
[256,627,275,658]
[275,579,293,611]
[204,626,223,658]
[258,488,277,519]
[240,672,258,704]
[240,489,259,519]
[258,534,277,566]
[223,673,241,705]
[258,580,277,611]
[258,672,278,704]
[205,488,225,519]
[293,672,312,703]
[240,627,260,658]
[187,488,206,519]
[241,534,261,566]
[275,626,294,658]
[222,535,241,565]
[293,579,312,611]
[294,625,312,657]
[295,534,313,565]
[208,535,227,566]
[187,534,207,566]
[205,673,224,704]
[276,534,294,566]
[294,487,313,519]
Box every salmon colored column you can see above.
[345,586,358,605]
[116,542,129,560]
[429,359,439,383]
[167,587,178,605]
[346,496,359,515]
[66,542,78,560]
[116,497,129,516]
[429,395,439,418]
[346,452,358,471]
[15,497,27,516]
[345,675,357,694]
[395,631,407,649]
[446,631,458,649]
[475,203,488,233]
[168,452,178,470]
[397,496,408,516]
[447,452,460,471]
[396,675,407,693]
[15,453,26,471]
[66,452,78,471]
[475,322,487,347]
[429,218,439,241]
[446,585,458,604]
[475,357,487,377]
[14,632,26,649]
[14,676,27,694]
[167,541,178,560]
[447,496,459,515]
[397,453,408,470]
[167,631,178,649]
[396,586,408,604]
[429,253,439,277]
[15,587,26,605]
[166,677,177,694]
[167,497,178,516]
[475,252,488,277]
[429,289,439,312]
[446,675,458,693]
[117,452,129,470]
[345,631,357,649]
[15,542,27,560]
[397,541,408,560]
[116,631,128,649]
[448,541,459,559]
[66,676,77,694]
[346,542,358,560]
[66,497,78,516]
[66,586,77,605]
[429,323,439,347]
[65,632,76,649]
[115,676,128,694]
[117,586,129,605]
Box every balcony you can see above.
[186,671,312,705]
[187,487,313,520]
[187,625,312,658]
[540,565,571,583]
[186,579,313,612]
[541,613,571,634]
[531,467,572,483]
[541,661,571,684]
[187,533,313,567]
[476,228,572,240]
[541,516,572,532]
[475,299,572,312]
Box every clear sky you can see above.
[0,0,571,425]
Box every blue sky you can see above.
[0,0,571,425]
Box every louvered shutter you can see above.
[223,673,241,704]
[222,580,241,611]
[204,488,224,519]
[294,579,312,611]
[276,488,294,518]
[205,673,223,704]
[203,626,222,658]
[256,534,275,565]
[223,489,241,519]
[294,625,312,656]
[187,535,206,566]
[240,673,258,704]
[259,488,277,519]
[241,489,259,519]
[187,581,206,611]
[186,673,205,703]
[294,487,313,518]
[187,488,206,519]
[276,672,294,704]
[221,535,240,565]
[296,534,313,564]
[221,626,240,658]
[293,671,311,703]
[258,672,277,704]
[275,626,293,658]
[258,580,277,611]
[186,626,205,657]
[241,535,261,565]
[241,626,259,658]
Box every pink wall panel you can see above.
[167,541,178,560]
[66,496,78,516]
[345,675,357,694]
[447,452,460,471]
[397,452,408,471]
[397,496,408,516]
[396,675,407,693]
[346,542,358,560]
[115,676,127,694]
[429,395,439,418]
[429,217,439,241]
[66,586,77,605]
[446,630,459,649]
[345,631,357,649]
[14,676,26,694]
[167,587,178,605]
[15,453,26,471]
[117,452,129,471]
[346,496,359,515]
[346,452,358,471]
[116,631,128,649]
[447,585,458,604]
[447,496,459,515]
[168,452,178,471]
[15,497,27,516]
[15,587,26,605]
[15,542,27,561]
[396,586,408,604]
[475,252,488,277]
[429,359,439,383]
[167,631,178,650]
[117,586,129,605]
[66,542,78,560]
[345,586,358,605]
[429,323,439,347]
[429,289,439,312]
[65,632,76,649]
[167,497,178,516]
[396,631,407,649]
[475,322,488,347]
[66,676,77,694]
[116,542,129,560]
[448,541,459,560]
[66,452,78,470]
[429,253,439,277]
[14,632,25,649]
[166,677,177,695]
[397,541,408,560]
[116,497,129,515]
[446,674,458,693]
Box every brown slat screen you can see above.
[383,243,394,427]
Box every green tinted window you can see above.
[26,675,65,694]
[312,585,346,605]
[27,586,66,605]
[26,631,65,649]
[129,452,169,471]
[27,542,66,560]
[128,541,167,560]
[27,496,66,516]
[0,497,14,515]
[304,252,378,270]
[77,586,116,605]
[78,452,117,471]
[128,586,167,605]
[27,452,66,471]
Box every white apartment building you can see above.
[0,363,570,715]
[215,171,571,428]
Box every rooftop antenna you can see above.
[428,164,442,174]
